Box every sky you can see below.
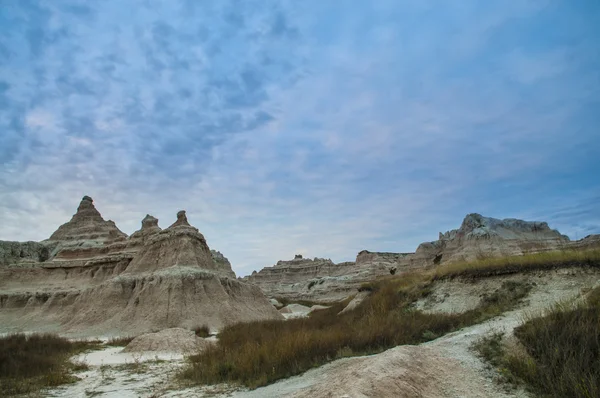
[1,0,599,276]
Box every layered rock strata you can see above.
[245,214,574,302]
[0,196,281,336]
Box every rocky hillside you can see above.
[244,213,586,302]
[0,196,282,336]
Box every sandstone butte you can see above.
[0,196,282,337]
[243,213,599,303]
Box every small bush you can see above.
[474,286,600,398]
[472,332,505,368]
[193,325,210,338]
[511,296,600,398]
[0,333,100,396]
[106,335,135,347]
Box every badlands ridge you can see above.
[0,196,281,336]
[0,195,597,335]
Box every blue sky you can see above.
[1,0,599,276]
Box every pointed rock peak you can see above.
[168,210,191,228]
[74,195,102,219]
[141,214,159,230]
[48,195,126,241]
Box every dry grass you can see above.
[0,334,101,396]
[106,335,136,347]
[473,286,600,398]
[180,275,531,389]
[181,249,600,389]
[434,248,600,279]
[193,325,210,338]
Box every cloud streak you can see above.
[1,0,599,275]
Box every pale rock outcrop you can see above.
[414,213,570,265]
[338,291,370,315]
[123,328,213,353]
[243,257,363,302]
[245,214,571,302]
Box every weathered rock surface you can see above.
[413,213,570,266]
[0,241,56,267]
[123,214,234,278]
[568,234,600,250]
[245,213,572,303]
[123,328,213,353]
[243,257,372,303]
[0,196,282,336]
[48,196,127,243]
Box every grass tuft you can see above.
[473,285,600,398]
[193,325,211,338]
[0,333,101,396]
[435,248,600,279]
[106,335,136,347]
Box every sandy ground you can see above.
[45,267,599,397]
[46,347,184,398]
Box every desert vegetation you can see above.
[434,248,600,279]
[106,335,136,346]
[180,249,600,389]
[474,285,600,398]
[0,333,101,396]
[193,325,211,338]
[180,273,533,388]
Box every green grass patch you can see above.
[180,276,531,389]
[0,333,102,396]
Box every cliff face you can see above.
[0,241,57,267]
[414,213,570,266]
[244,214,573,302]
[243,255,397,303]
[0,196,281,336]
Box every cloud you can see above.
[0,0,599,275]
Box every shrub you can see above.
[510,295,600,398]
[0,333,100,396]
[474,286,600,398]
[193,325,210,338]
[106,335,135,347]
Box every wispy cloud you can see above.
[1,1,599,275]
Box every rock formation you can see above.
[413,213,570,266]
[123,328,214,353]
[243,256,388,303]
[244,213,575,302]
[0,196,282,336]
[0,241,56,267]
[48,196,127,243]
